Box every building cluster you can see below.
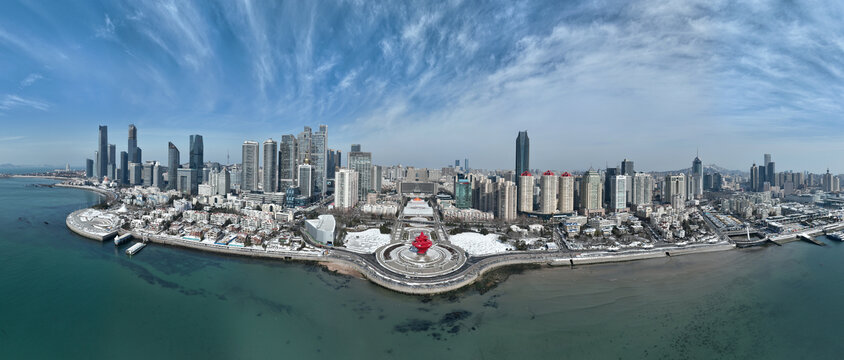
[85,124,388,212]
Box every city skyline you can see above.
[3,1,844,172]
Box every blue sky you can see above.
[1,0,844,172]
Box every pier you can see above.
[798,234,825,246]
[114,233,132,246]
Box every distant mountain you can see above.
[0,163,22,168]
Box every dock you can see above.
[114,233,133,246]
[125,242,147,256]
[798,234,825,246]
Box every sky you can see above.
[1,0,844,173]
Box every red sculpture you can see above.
[412,232,433,255]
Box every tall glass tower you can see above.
[263,139,278,192]
[97,125,108,180]
[168,142,180,190]
[128,124,139,163]
[189,134,203,183]
[515,131,529,186]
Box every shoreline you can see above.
[58,183,741,295]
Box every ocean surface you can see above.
[2,176,844,359]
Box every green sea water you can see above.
[2,177,844,359]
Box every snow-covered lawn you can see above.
[449,232,513,256]
[343,229,392,254]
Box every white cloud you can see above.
[20,73,43,88]
[0,95,50,111]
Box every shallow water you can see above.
[1,177,842,359]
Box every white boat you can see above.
[125,242,146,256]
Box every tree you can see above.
[244,238,253,247]
[379,223,391,234]
[480,228,489,235]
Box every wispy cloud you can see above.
[0,95,49,111]
[20,73,43,88]
[95,14,116,39]
[0,136,25,141]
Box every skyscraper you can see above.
[263,139,278,192]
[152,162,164,189]
[765,154,776,187]
[580,169,603,214]
[311,125,327,196]
[119,151,128,184]
[279,134,297,185]
[631,173,653,206]
[539,171,557,214]
[515,131,529,187]
[107,144,116,180]
[750,163,759,191]
[298,163,314,199]
[85,159,94,178]
[242,141,259,192]
[349,150,372,200]
[297,126,312,165]
[189,135,203,184]
[495,179,517,221]
[455,177,472,209]
[665,174,686,208]
[604,167,619,207]
[128,124,139,163]
[97,125,108,180]
[518,171,534,213]
[609,175,627,211]
[621,159,634,176]
[335,168,359,209]
[557,172,574,214]
[371,164,382,194]
[351,144,361,152]
[692,156,703,198]
[168,142,179,190]
[464,158,469,172]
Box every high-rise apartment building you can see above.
[557,172,574,213]
[495,179,517,221]
[335,168,359,209]
[691,156,703,198]
[371,165,382,194]
[631,173,653,206]
[242,141,259,192]
[349,150,372,200]
[580,169,603,213]
[539,171,557,214]
[609,175,627,212]
[664,174,686,208]
[518,171,534,213]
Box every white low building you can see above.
[305,214,336,245]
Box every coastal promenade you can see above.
[59,183,740,295]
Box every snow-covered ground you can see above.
[449,232,513,256]
[343,229,392,254]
